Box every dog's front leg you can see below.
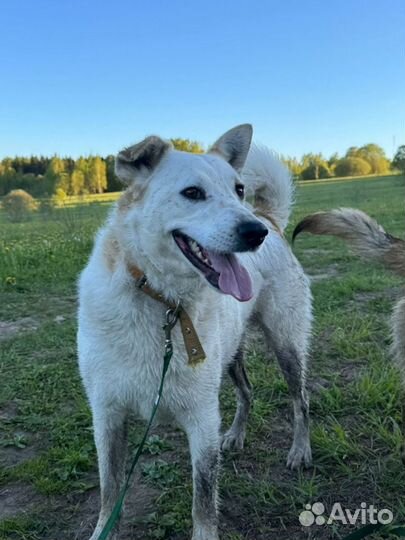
[182,404,221,540]
[89,405,128,540]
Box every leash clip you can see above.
[136,275,148,289]
[163,301,181,355]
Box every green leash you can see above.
[96,300,405,540]
[96,306,179,540]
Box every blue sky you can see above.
[1,0,404,160]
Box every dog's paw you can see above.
[286,443,312,470]
[90,534,118,540]
[192,530,219,540]
[89,527,118,540]
[221,428,245,451]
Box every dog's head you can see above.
[114,125,267,302]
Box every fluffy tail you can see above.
[293,208,405,277]
[242,144,294,231]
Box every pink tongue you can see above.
[208,252,253,302]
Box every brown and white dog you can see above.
[294,208,405,457]
[293,208,405,377]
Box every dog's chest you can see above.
[81,286,243,421]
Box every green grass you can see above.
[0,174,404,540]
[297,172,402,186]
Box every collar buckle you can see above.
[136,275,148,289]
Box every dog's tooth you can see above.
[191,241,205,260]
[189,239,207,262]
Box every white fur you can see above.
[243,144,294,231]
[78,128,312,540]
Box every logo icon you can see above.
[299,502,326,527]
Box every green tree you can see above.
[0,160,17,196]
[392,145,405,174]
[105,155,122,192]
[71,158,89,194]
[301,153,331,180]
[86,156,107,194]
[282,156,302,179]
[345,144,389,174]
[345,146,359,158]
[70,168,86,195]
[356,143,389,174]
[171,138,204,153]
[335,157,371,177]
[328,152,340,174]
[52,187,68,206]
[44,157,69,194]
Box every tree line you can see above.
[0,155,117,198]
[0,140,404,198]
[284,144,404,180]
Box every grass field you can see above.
[0,173,404,540]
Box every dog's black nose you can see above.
[237,221,268,250]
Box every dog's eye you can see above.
[235,184,245,199]
[181,186,206,201]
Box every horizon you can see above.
[1,0,404,160]
[0,138,398,162]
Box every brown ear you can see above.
[115,136,171,184]
[209,124,253,172]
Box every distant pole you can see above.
[392,135,396,160]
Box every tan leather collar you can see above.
[129,265,206,366]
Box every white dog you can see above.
[78,125,313,540]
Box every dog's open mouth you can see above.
[172,231,253,302]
